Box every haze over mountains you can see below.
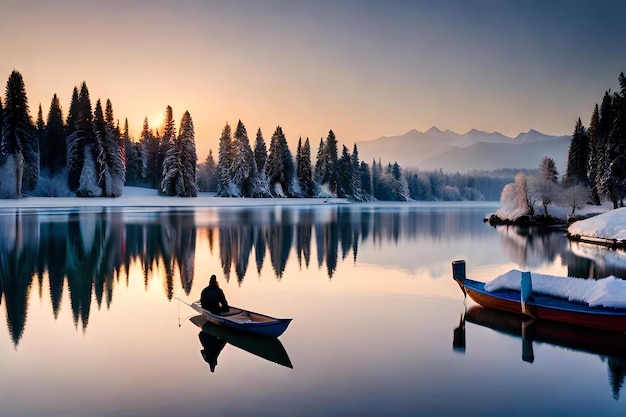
[356,127,571,173]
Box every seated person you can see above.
[201,275,229,314]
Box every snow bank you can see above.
[568,207,626,241]
[0,186,348,209]
[484,269,626,309]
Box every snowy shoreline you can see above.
[0,187,352,209]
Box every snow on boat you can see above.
[452,260,626,333]
[189,301,292,338]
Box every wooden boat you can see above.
[188,301,292,338]
[190,315,293,369]
[452,260,626,333]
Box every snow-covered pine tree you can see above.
[587,104,601,205]
[563,118,590,188]
[350,143,363,200]
[45,94,66,176]
[359,161,372,196]
[336,145,352,198]
[77,143,102,197]
[597,91,614,204]
[178,110,197,197]
[231,120,258,197]
[390,162,410,201]
[217,123,238,196]
[324,130,338,193]
[36,103,47,172]
[93,99,125,197]
[206,149,217,191]
[157,105,175,194]
[296,137,315,197]
[161,110,197,197]
[606,72,626,207]
[65,87,81,190]
[254,128,267,174]
[1,70,38,197]
[266,126,294,197]
[139,118,160,188]
[123,118,143,186]
[313,137,326,184]
[67,82,95,193]
[0,97,3,144]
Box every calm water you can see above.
[1,202,626,417]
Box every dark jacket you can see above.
[200,284,229,314]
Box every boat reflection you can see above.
[190,315,293,371]
[455,306,626,400]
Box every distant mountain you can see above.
[356,127,571,173]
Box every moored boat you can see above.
[452,260,626,333]
[188,301,292,338]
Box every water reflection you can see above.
[1,205,626,347]
[456,306,626,400]
[496,224,626,278]
[191,315,292,371]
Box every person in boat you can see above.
[201,275,229,315]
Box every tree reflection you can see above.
[0,206,626,345]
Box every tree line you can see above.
[501,72,626,217]
[0,69,519,202]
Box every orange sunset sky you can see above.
[2,0,626,161]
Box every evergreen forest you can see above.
[0,70,536,201]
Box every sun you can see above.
[149,112,165,134]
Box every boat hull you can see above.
[191,302,292,338]
[461,278,626,333]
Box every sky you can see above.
[2,0,626,161]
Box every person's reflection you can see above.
[199,331,227,372]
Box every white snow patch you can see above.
[484,269,626,309]
[568,207,626,241]
[0,186,348,209]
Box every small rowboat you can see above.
[452,260,626,333]
[189,301,292,338]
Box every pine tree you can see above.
[123,118,143,186]
[206,149,217,191]
[313,137,326,184]
[36,103,47,172]
[350,143,363,200]
[587,103,601,204]
[254,128,267,174]
[216,122,236,196]
[139,117,159,188]
[606,72,626,207]
[161,110,197,197]
[266,125,294,196]
[93,99,125,197]
[336,145,352,198]
[157,105,175,193]
[1,70,38,197]
[67,82,95,194]
[360,161,372,196]
[44,94,66,176]
[597,91,614,204]
[231,120,257,197]
[563,118,589,188]
[325,130,338,193]
[297,137,315,197]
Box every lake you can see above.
[0,202,625,417]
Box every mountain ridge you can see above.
[356,127,570,173]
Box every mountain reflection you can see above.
[1,205,626,345]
